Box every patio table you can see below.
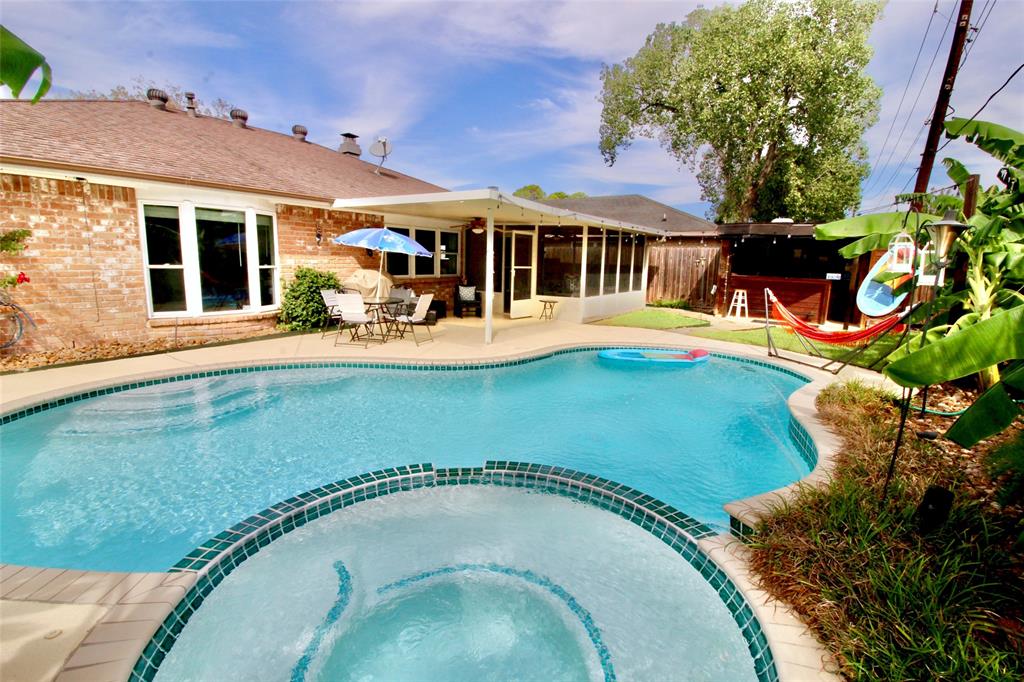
[363,296,402,340]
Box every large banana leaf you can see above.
[815,212,941,240]
[0,26,51,102]
[883,306,1024,387]
[944,119,1024,170]
[946,361,1024,446]
[838,231,899,258]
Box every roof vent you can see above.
[230,109,249,128]
[185,92,198,117]
[292,124,308,141]
[146,88,169,110]
[338,132,362,157]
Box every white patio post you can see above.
[485,207,495,344]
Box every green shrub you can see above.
[278,267,340,330]
[650,298,693,310]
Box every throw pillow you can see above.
[458,285,477,302]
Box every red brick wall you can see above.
[0,174,148,354]
[0,173,389,360]
[392,275,459,310]
[275,204,382,283]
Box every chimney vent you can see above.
[185,92,198,117]
[292,124,308,141]
[338,132,362,157]
[230,109,249,128]
[146,88,169,110]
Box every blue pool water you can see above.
[0,351,808,572]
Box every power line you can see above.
[871,118,929,203]
[863,1,940,188]
[863,3,957,197]
[937,61,1024,152]
[958,0,996,70]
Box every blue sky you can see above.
[2,0,1022,218]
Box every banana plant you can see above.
[816,119,1024,443]
[0,26,51,102]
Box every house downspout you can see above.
[485,207,494,344]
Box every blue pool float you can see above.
[598,348,710,366]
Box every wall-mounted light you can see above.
[315,222,323,246]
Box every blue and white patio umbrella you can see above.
[332,227,432,297]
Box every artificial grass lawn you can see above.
[594,308,710,330]
[687,325,900,369]
[749,382,1023,680]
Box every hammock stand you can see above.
[763,288,911,375]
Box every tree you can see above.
[512,185,588,201]
[63,76,235,119]
[513,184,546,201]
[599,0,882,222]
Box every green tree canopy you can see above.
[599,0,882,222]
[512,185,588,201]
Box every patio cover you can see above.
[333,189,669,344]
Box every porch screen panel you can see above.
[603,230,620,294]
[538,227,583,296]
[621,233,635,291]
[439,231,459,276]
[143,205,186,313]
[386,227,411,276]
[585,229,603,296]
[256,214,277,307]
[632,236,646,290]
[196,207,250,312]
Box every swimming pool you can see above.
[154,485,759,682]
[0,350,808,572]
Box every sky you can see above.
[2,0,1022,219]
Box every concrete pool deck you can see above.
[1,317,886,681]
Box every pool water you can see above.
[0,352,807,571]
[154,486,759,682]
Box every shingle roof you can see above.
[541,194,715,234]
[0,100,445,202]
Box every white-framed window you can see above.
[139,202,279,317]
[385,227,461,278]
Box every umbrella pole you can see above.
[377,250,384,299]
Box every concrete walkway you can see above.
[0,317,880,681]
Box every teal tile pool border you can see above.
[129,462,778,682]
[0,345,810,426]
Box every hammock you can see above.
[766,288,904,346]
[763,288,910,375]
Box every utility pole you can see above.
[910,0,974,211]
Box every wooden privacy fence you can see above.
[645,240,723,312]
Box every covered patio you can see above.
[332,188,668,343]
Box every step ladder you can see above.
[727,289,749,319]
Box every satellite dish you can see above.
[369,137,391,174]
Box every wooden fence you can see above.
[645,240,724,312]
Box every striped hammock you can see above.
[767,289,904,346]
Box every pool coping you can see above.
[0,339,859,681]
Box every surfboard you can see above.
[856,251,910,318]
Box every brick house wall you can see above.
[0,174,149,355]
[0,173,409,358]
[274,204,380,282]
